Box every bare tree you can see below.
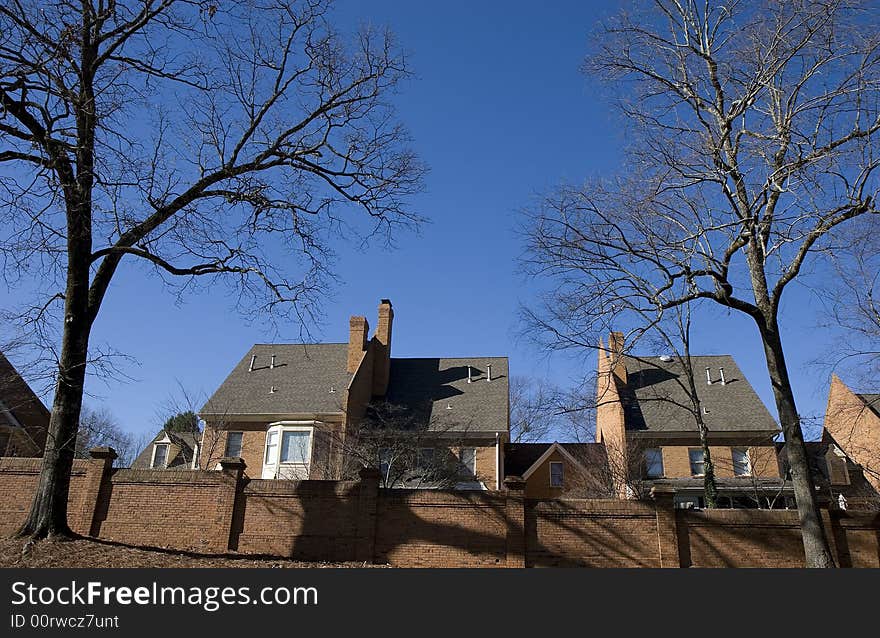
[75,405,137,466]
[0,1,424,538]
[325,401,483,489]
[523,0,880,566]
[509,375,561,443]
[818,217,880,383]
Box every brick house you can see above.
[820,375,880,504]
[503,442,610,498]
[197,299,510,488]
[0,350,49,457]
[595,332,789,508]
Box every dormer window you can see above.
[151,443,169,468]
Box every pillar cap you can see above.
[218,457,246,471]
[89,446,118,460]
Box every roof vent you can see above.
[659,355,673,362]
[249,355,257,372]
[329,386,336,394]
[269,386,277,394]
[446,402,453,410]
[467,366,473,383]
[719,367,726,386]
[705,367,712,385]
[270,354,276,369]
[487,364,493,382]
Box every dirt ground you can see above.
[0,536,386,568]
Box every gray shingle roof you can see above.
[622,355,779,434]
[201,344,352,416]
[382,357,509,434]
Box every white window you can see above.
[224,431,243,458]
[460,447,477,476]
[733,448,751,476]
[550,461,564,487]
[264,430,278,465]
[644,448,664,478]
[151,443,169,468]
[689,449,705,477]
[281,430,311,464]
[261,423,314,479]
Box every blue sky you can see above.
[9,0,852,441]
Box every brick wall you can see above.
[2,451,878,567]
[0,456,97,536]
[375,489,509,567]
[525,499,660,567]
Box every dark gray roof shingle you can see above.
[382,357,509,434]
[201,344,352,416]
[622,355,779,434]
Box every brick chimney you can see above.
[372,299,393,396]
[608,331,627,385]
[347,316,369,373]
[596,332,629,498]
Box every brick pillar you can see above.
[354,467,380,563]
[82,447,117,536]
[216,457,246,553]
[651,485,681,568]
[504,476,527,568]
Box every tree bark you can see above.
[16,294,92,539]
[757,318,835,567]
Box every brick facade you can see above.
[2,450,878,567]
[824,375,880,492]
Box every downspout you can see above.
[495,432,501,490]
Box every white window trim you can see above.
[549,461,564,487]
[150,442,170,469]
[732,448,752,477]
[688,448,705,477]
[262,421,317,479]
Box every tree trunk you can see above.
[16,313,91,539]
[758,319,835,567]
[697,420,718,508]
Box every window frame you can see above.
[549,461,564,487]
[460,447,477,477]
[688,448,705,477]
[279,429,312,465]
[224,431,244,458]
[732,448,751,477]
[644,448,664,478]
[151,443,170,468]
[262,422,315,479]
